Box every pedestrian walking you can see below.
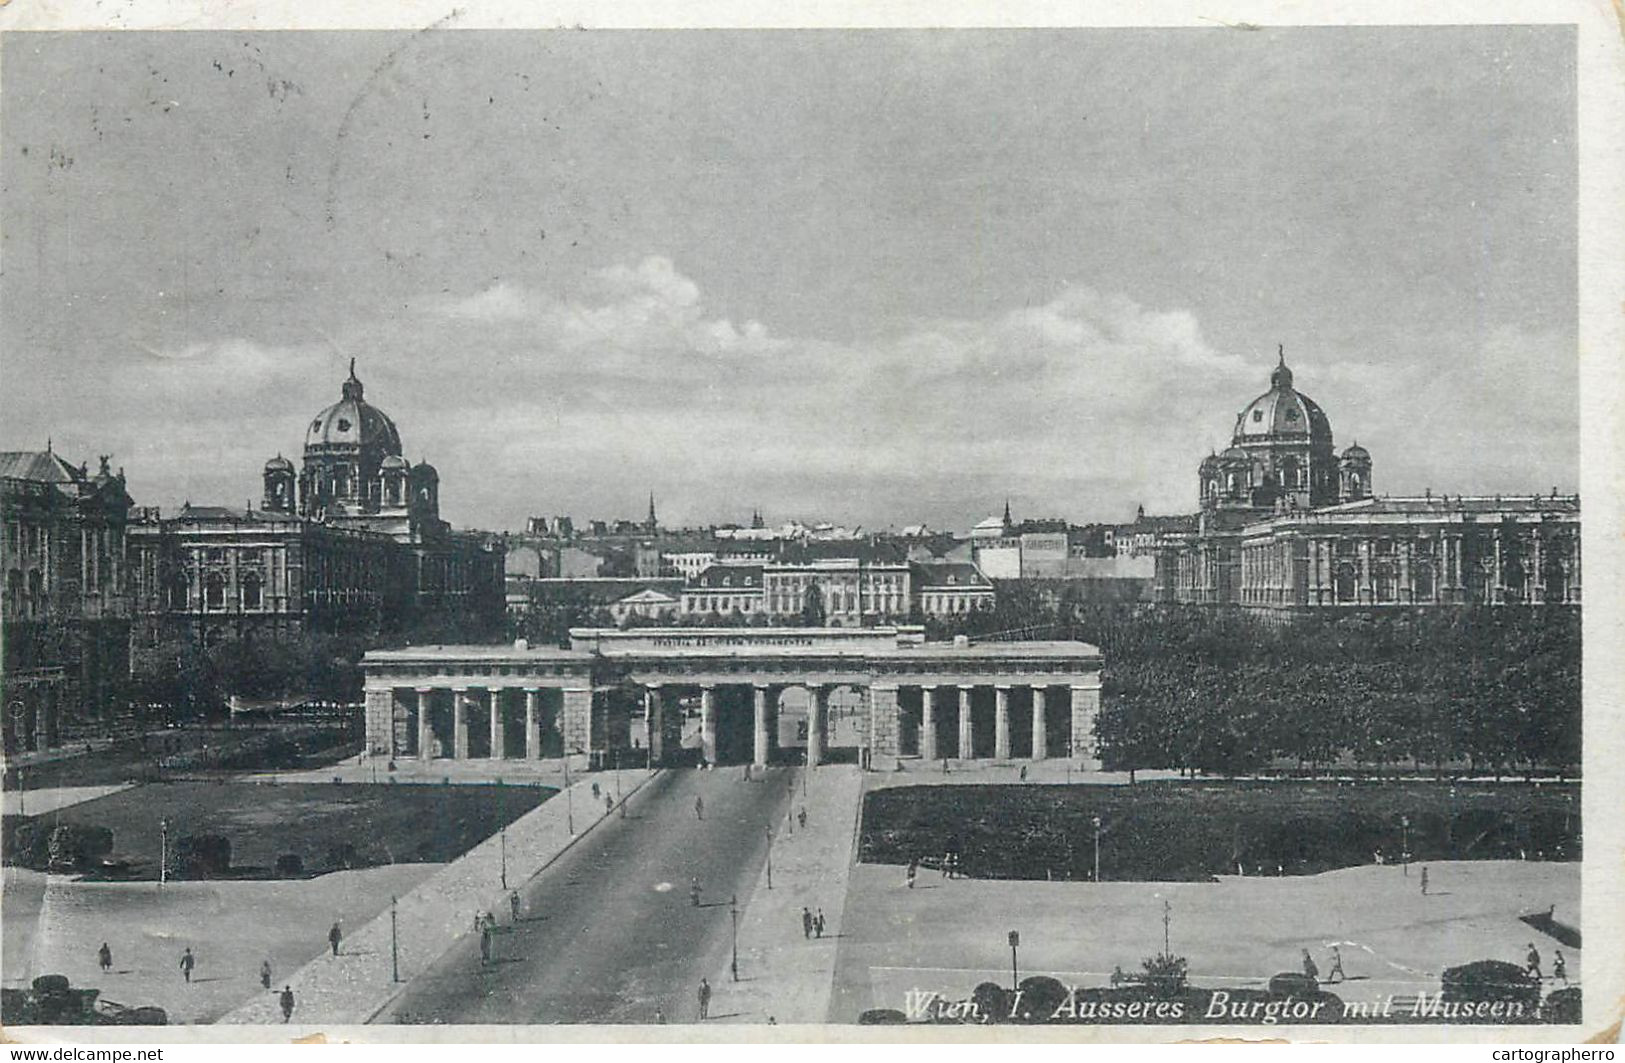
[1301,949,1319,984]
[815,909,826,939]
[179,948,195,983]
[1327,946,1346,983]
[328,921,342,956]
[694,795,704,821]
[691,877,702,907]
[480,924,493,966]
[605,794,614,816]
[798,807,807,830]
[1420,867,1429,896]
[1553,950,1567,984]
[591,782,600,800]
[801,907,813,939]
[1019,765,1028,782]
[942,851,953,879]
[279,985,295,1023]
[509,890,522,923]
[97,942,112,974]
[905,858,918,889]
[742,764,751,782]
[697,977,712,1020]
[260,959,272,990]
[1525,943,1543,980]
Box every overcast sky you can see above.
[1,27,1576,532]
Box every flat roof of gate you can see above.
[362,638,1098,663]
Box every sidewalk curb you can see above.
[359,767,664,1024]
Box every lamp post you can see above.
[729,893,740,982]
[563,750,576,836]
[390,895,400,983]
[765,828,773,890]
[500,827,508,890]
[1162,899,1172,958]
[17,768,24,817]
[1092,816,1102,883]
[1008,930,1020,991]
[159,817,169,892]
[1401,815,1411,877]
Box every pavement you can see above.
[827,857,1580,1023]
[380,765,794,1025]
[703,764,864,1025]
[2,783,134,817]
[2,862,436,1024]
[243,753,595,788]
[220,769,650,1025]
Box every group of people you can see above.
[799,906,828,939]
[1300,947,1347,984]
[162,945,296,1021]
[1526,943,1569,983]
[904,851,962,887]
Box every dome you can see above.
[1219,446,1252,463]
[1199,453,1220,472]
[1342,442,1370,461]
[304,361,403,456]
[380,454,410,470]
[1232,349,1333,446]
[264,454,294,472]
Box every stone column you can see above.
[364,687,394,756]
[646,685,664,766]
[700,684,718,766]
[416,687,434,760]
[489,690,505,760]
[994,684,1011,760]
[524,689,541,760]
[808,685,827,767]
[1031,686,1049,760]
[452,688,470,760]
[868,684,900,762]
[561,687,593,765]
[753,685,770,767]
[921,684,939,761]
[1070,679,1102,771]
[958,684,974,759]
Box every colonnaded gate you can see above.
[361,626,1104,771]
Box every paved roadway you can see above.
[385,765,795,1024]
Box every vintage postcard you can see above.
[1,0,1620,1047]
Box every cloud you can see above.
[64,256,1576,531]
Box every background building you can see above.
[130,364,504,643]
[1,450,133,750]
[1154,353,1581,615]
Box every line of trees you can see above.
[931,590,1580,779]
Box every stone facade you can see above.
[361,626,1104,770]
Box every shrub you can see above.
[173,834,232,878]
[1440,960,1541,1010]
[1014,976,1069,1022]
[326,842,359,870]
[1141,953,1189,997]
[45,825,114,872]
[970,982,1013,1023]
[31,974,70,996]
[1540,987,1581,1024]
[1268,972,1320,998]
[857,1008,907,1024]
[274,853,304,876]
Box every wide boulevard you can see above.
[384,764,795,1024]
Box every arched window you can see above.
[1413,563,1435,602]
[1374,563,1397,603]
[1279,457,1301,489]
[1543,560,1567,603]
[204,573,226,611]
[242,573,263,611]
[168,576,189,611]
[1227,473,1240,495]
[1334,563,1357,603]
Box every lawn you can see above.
[8,780,551,880]
[859,781,1580,882]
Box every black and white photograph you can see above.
[1,1,1620,1045]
